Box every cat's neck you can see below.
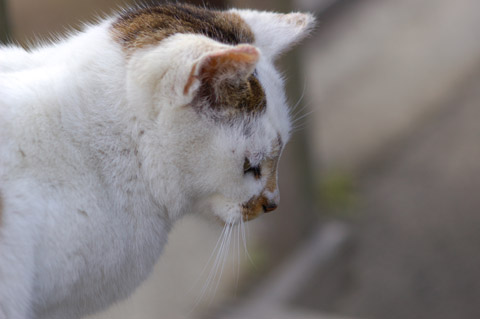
[1,21,186,222]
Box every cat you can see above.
[0,3,314,319]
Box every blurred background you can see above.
[2,0,480,318]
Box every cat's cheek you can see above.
[203,195,243,224]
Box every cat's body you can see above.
[0,4,314,319]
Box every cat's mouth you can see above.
[206,193,278,224]
[242,194,278,221]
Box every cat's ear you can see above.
[231,10,316,59]
[183,44,259,97]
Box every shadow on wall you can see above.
[0,0,11,43]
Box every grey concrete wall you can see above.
[305,0,480,173]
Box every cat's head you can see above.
[115,4,315,224]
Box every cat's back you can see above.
[0,45,39,73]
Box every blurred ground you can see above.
[296,68,480,319]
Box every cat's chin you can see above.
[195,193,272,225]
[193,194,244,225]
[212,204,244,226]
[210,199,265,224]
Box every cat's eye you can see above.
[243,158,261,179]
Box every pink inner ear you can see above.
[183,45,259,96]
[199,45,259,80]
[208,45,259,65]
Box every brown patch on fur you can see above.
[78,209,88,217]
[194,45,266,118]
[111,4,266,121]
[243,136,285,220]
[242,195,268,221]
[19,148,26,157]
[246,75,267,115]
[195,74,266,119]
[195,73,266,119]
[242,194,278,220]
[264,158,278,193]
[111,4,254,52]
[265,136,283,192]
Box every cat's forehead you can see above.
[111,4,255,52]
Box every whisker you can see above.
[212,223,234,299]
[232,225,237,295]
[290,76,308,113]
[290,126,308,135]
[231,225,240,296]
[193,217,259,308]
[291,108,316,126]
[241,219,256,268]
[210,223,230,281]
[190,223,229,310]
[291,101,314,123]
[191,224,227,291]
[197,223,230,305]
[290,116,314,134]
[235,223,241,293]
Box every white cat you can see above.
[0,4,314,319]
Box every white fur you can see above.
[230,9,316,59]
[0,9,314,319]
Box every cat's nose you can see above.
[262,201,278,213]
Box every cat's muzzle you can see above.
[242,195,278,221]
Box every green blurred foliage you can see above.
[318,170,358,215]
